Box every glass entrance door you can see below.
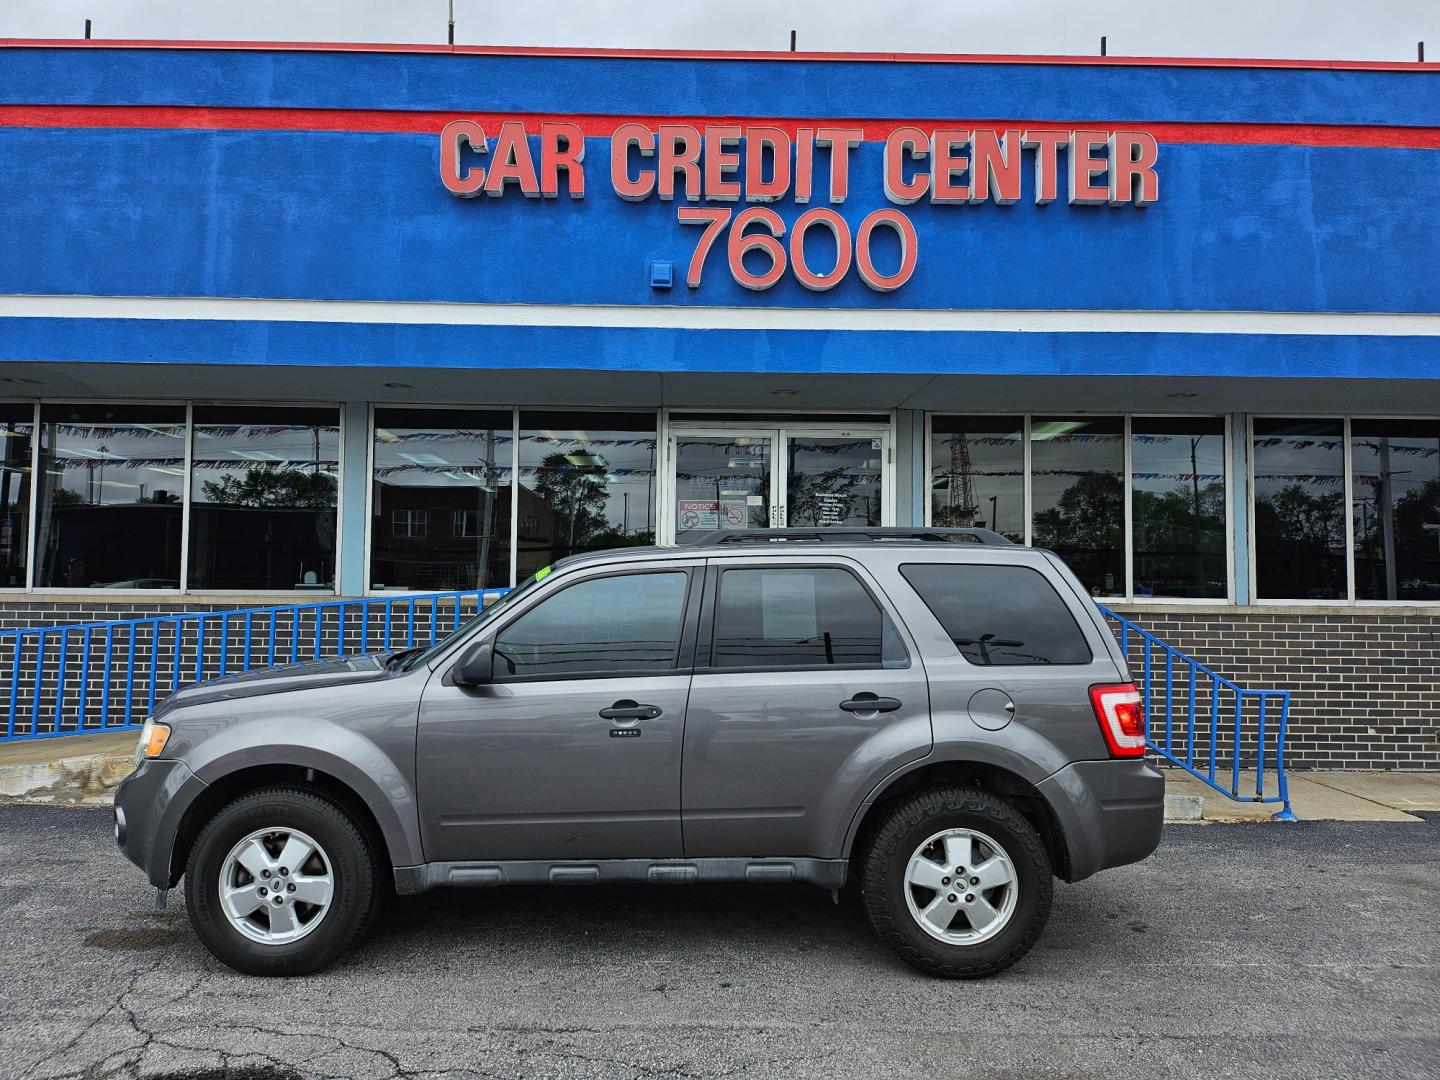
[784,433,886,528]
[666,424,892,543]
[670,431,777,545]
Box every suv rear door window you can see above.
[493,571,689,678]
[711,566,905,669]
[900,563,1092,666]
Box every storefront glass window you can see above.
[370,409,512,592]
[34,404,185,588]
[0,403,33,588]
[188,406,339,591]
[516,411,657,578]
[1030,417,1124,595]
[928,416,1024,543]
[1252,419,1346,600]
[1131,418,1227,599]
[1351,419,1440,601]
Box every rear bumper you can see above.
[113,758,208,889]
[1037,759,1165,882]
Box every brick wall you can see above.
[1,597,1435,769]
[1111,606,1440,771]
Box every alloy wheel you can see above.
[902,827,1019,945]
[217,826,335,945]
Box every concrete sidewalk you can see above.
[2,729,1438,821]
[1161,767,1439,822]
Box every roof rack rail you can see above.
[693,527,1016,546]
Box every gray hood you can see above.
[155,652,404,715]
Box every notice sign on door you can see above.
[678,500,719,532]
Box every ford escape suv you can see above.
[114,527,1163,978]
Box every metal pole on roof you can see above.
[1100,36,1107,56]
[790,30,797,52]
[1421,42,1427,62]
[448,0,455,46]
[84,19,92,39]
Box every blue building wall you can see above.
[0,44,1437,379]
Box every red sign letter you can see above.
[540,122,585,199]
[611,123,656,201]
[744,127,791,202]
[658,124,702,202]
[970,129,1022,205]
[883,126,930,205]
[1110,131,1159,206]
[1021,130,1068,205]
[704,125,743,202]
[483,120,540,197]
[816,127,862,203]
[1067,130,1110,206]
[439,120,486,198]
[930,130,971,204]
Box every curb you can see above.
[0,750,131,807]
[1163,793,1205,822]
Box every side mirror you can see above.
[452,640,494,686]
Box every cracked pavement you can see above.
[1,805,1436,1080]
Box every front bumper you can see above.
[1037,759,1165,882]
[113,758,209,888]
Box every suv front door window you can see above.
[416,568,697,862]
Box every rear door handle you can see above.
[599,701,663,721]
[839,693,902,714]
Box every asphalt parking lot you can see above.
[1,805,1436,1080]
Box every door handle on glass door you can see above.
[599,701,663,721]
[839,693,902,714]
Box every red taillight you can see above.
[1089,683,1146,758]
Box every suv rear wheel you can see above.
[184,787,379,976]
[861,786,1052,978]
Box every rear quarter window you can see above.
[899,563,1093,666]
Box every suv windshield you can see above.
[397,572,544,670]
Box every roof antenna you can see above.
[790,30,797,52]
[448,0,455,46]
[84,18,92,39]
[1100,35,1107,56]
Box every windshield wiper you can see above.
[385,647,425,671]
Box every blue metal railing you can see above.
[0,591,1297,824]
[1098,605,1296,821]
[0,590,505,743]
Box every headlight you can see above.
[135,717,172,766]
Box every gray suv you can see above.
[114,528,1163,978]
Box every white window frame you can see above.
[923,411,1233,605]
[365,403,665,596]
[11,398,343,597]
[1250,413,1440,607]
[0,399,40,593]
[392,508,429,538]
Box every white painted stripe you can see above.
[2,293,1438,337]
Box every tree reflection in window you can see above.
[518,412,657,579]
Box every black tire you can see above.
[184,787,379,976]
[860,786,1052,978]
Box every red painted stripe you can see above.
[2,105,1439,149]
[2,37,1439,72]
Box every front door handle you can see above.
[839,693,903,714]
[599,700,663,721]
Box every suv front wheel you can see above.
[861,787,1052,978]
[184,787,379,976]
